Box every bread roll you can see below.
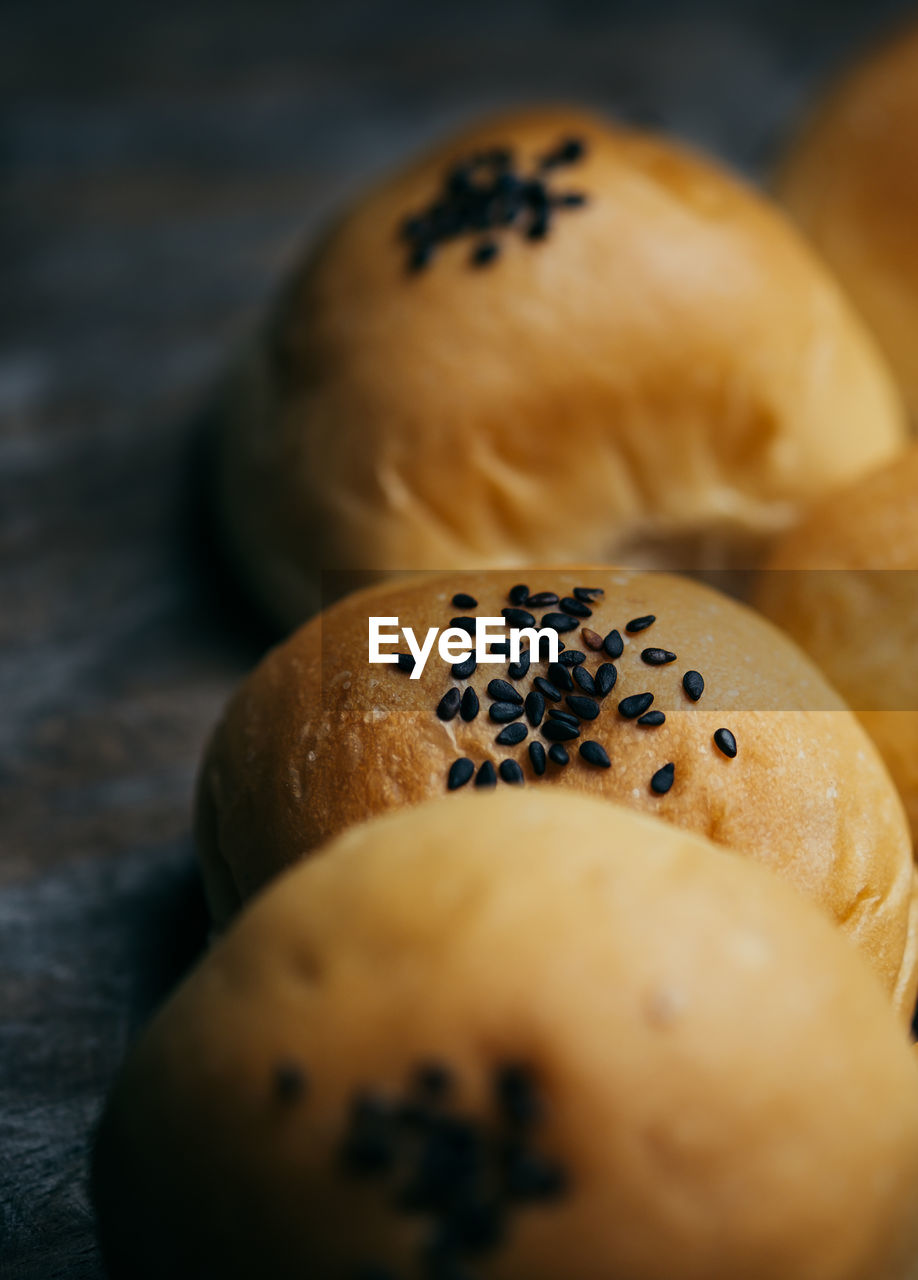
[214,106,905,628]
[94,792,918,1280]
[755,443,918,845]
[196,567,918,1018]
[779,20,918,420]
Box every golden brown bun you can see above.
[756,443,918,846]
[196,567,918,1018]
[779,22,918,421]
[214,106,905,628]
[95,792,918,1280]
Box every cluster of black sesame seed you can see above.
[399,138,588,272]
[338,1061,565,1280]
[394,581,738,794]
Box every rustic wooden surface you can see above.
[3,1,917,1275]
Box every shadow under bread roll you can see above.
[755,442,918,846]
[195,567,918,1021]
[94,792,918,1280]
[213,105,906,629]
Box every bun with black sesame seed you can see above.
[195,567,918,1020]
[755,441,918,845]
[212,105,906,630]
[94,791,918,1280]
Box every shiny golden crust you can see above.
[756,443,918,844]
[96,793,918,1280]
[214,106,905,628]
[195,567,917,1018]
[779,21,918,420]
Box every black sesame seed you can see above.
[651,762,675,794]
[460,687,479,721]
[541,719,580,742]
[557,190,587,207]
[499,759,524,785]
[396,653,416,673]
[579,740,611,768]
[618,692,654,719]
[502,607,536,628]
[342,1112,395,1175]
[683,670,705,702]
[507,647,531,680]
[448,758,475,790]
[558,649,586,667]
[274,1061,307,1103]
[714,727,738,758]
[496,723,528,746]
[352,1092,390,1125]
[525,690,545,727]
[489,640,511,656]
[573,586,604,602]
[595,664,618,697]
[402,212,427,239]
[504,1151,567,1201]
[637,710,666,727]
[560,596,592,618]
[527,209,551,240]
[572,665,596,695]
[548,709,580,727]
[529,741,546,775]
[472,239,499,266]
[398,1115,483,1211]
[452,593,478,609]
[452,654,477,680]
[548,744,569,766]
[509,583,530,604]
[566,695,600,721]
[487,678,523,705]
[603,629,624,658]
[549,136,585,166]
[541,612,578,632]
[641,647,676,666]
[490,701,524,724]
[475,761,498,788]
[437,688,461,721]
[626,615,656,633]
[415,1062,453,1100]
[449,616,478,634]
[495,1063,541,1126]
[409,241,434,272]
[582,627,604,651]
[547,662,574,692]
[533,676,561,701]
[522,177,549,207]
[525,591,559,608]
[448,1198,506,1253]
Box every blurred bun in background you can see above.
[756,443,918,844]
[779,18,918,422]
[213,105,906,628]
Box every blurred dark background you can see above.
[3,1,918,1275]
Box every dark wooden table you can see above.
[3,1,916,1274]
